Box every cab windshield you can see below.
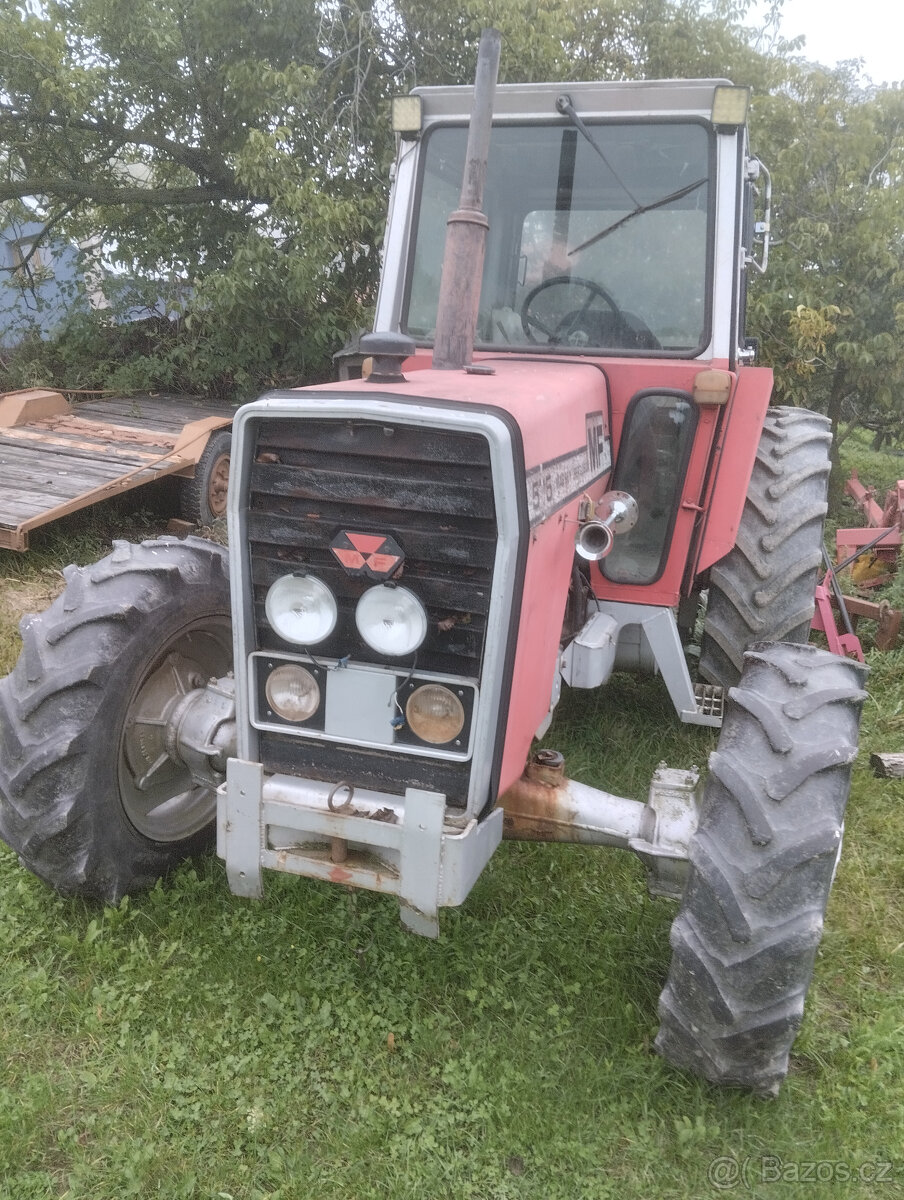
[404,121,713,355]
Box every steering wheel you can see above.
[521,274,625,346]
[520,274,661,350]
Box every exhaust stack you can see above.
[432,28,501,370]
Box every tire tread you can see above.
[656,641,866,1094]
[700,407,830,689]
[0,537,230,902]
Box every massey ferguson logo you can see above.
[330,531,405,579]
[586,411,607,473]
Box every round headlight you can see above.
[355,585,427,657]
[265,574,337,645]
[265,664,321,722]
[405,684,465,745]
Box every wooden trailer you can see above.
[0,389,235,551]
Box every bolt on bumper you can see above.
[217,758,503,938]
[218,748,699,937]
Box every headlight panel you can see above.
[252,652,475,759]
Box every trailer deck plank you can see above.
[0,392,235,549]
[76,395,233,432]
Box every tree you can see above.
[0,0,400,394]
[3,0,902,429]
[749,67,904,469]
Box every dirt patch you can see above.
[0,573,65,675]
[0,573,65,624]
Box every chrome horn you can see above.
[575,490,638,561]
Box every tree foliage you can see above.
[1,0,903,426]
[1,0,397,394]
[750,65,904,455]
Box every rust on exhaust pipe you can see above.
[432,28,501,370]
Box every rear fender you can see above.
[691,365,773,577]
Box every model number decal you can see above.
[526,412,611,528]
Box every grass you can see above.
[837,426,904,501]
[1,456,904,1199]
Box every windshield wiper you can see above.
[569,177,708,257]
[556,93,641,208]
[554,93,707,258]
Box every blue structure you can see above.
[0,218,87,348]
[0,219,185,349]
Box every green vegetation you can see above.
[0,462,902,1199]
[841,429,904,501]
[2,0,904,439]
[1,663,901,1198]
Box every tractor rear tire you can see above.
[180,428,232,527]
[699,408,831,690]
[656,641,867,1094]
[0,537,232,903]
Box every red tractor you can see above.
[0,34,866,1095]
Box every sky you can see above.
[762,0,903,85]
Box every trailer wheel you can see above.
[656,641,866,1094]
[180,428,232,526]
[0,537,232,903]
[699,408,831,690]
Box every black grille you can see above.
[257,734,476,805]
[248,418,497,674]
[245,415,499,806]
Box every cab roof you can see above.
[410,79,735,123]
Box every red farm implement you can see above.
[835,470,904,587]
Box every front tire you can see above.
[656,641,867,1094]
[699,408,831,690]
[0,537,232,903]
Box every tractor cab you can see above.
[373,79,776,721]
[378,80,766,366]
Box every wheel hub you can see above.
[118,623,232,842]
[207,453,230,518]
